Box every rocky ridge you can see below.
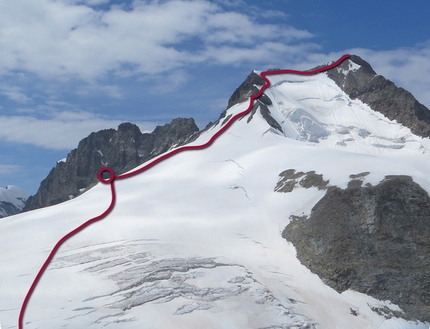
[24,118,199,212]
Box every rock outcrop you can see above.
[24,118,199,212]
[282,175,430,322]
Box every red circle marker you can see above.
[97,167,115,184]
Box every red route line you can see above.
[18,54,350,328]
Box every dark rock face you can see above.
[24,118,199,212]
[227,71,266,109]
[246,96,283,133]
[282,175,430,322]
[274,169,329,193]
[223,70,282,132]
[205,70,280,133]
[327,55,430,138]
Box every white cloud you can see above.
[203,11,310,45]
[0,0,314,81]
[0,111,157,150]
[71,0,111,5]
[75,83,123,99]
[0,85,31,103]
[149,70,189,94]
[259,10,288,19]
[0,164,22,175]
[204,41,319,66]
[212,0,246,6]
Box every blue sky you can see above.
[1,0,430,194]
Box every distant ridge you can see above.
[0,185,29,218]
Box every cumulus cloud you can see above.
[0,0,314,82]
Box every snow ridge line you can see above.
[18,54,350,328]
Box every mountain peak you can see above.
[347,54,377,75]
[227,71,265,109]
[327,54,430,138]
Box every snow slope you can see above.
[1,61,430,329]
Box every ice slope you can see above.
[1,65,430,329]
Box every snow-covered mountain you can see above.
[1,55,430,329]
[0,185,29,218]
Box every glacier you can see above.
[1,57,430,328]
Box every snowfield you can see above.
[1,62,430,329]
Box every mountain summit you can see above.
[2,55,430,329]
